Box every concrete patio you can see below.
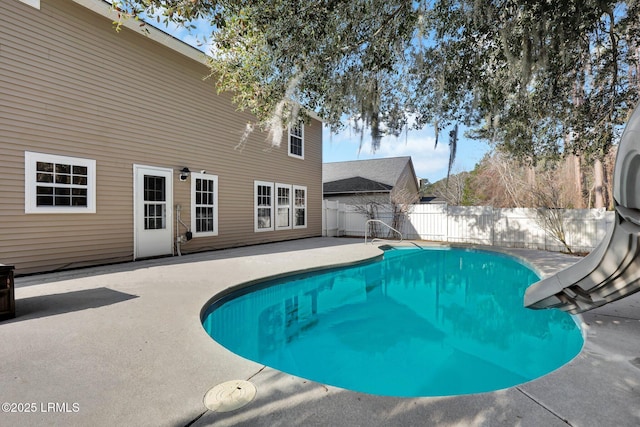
[1,237,639,426]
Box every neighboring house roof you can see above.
[323,156,415,187]
[420,195,447,204]
[323,157,420,202]
[323,177,393,195]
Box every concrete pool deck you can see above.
[1,237,639,426]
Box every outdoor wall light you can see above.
[179,167,191,181]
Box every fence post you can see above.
[445,204,450,243]
[322,199,326,237]
[491,206,495,246]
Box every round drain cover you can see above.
[204,380,256,412]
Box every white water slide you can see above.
[524,106,640,314]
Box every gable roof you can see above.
[74,0,323,121]
[322,156,415,187]
[74,0,207,64]
[323,177,393,195]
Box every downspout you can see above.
[176,204,182,256]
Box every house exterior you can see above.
[1,0,323,275]
[323,157,420,205]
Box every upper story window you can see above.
[288,122,304,159]
[25,151,96,214]
[191,172,218,237]
[255,181,274,232]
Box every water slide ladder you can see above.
[525,105,640,314]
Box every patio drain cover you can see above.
[204,380,256,412]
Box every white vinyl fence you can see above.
[322,201,614,253]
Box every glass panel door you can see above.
[143,175,166,230]
[134,166,173,259]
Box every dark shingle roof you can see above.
[323,177,393,194]
[419,195,447,204]
[322,157,412,186]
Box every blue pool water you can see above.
[202,247,583,397]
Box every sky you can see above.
[323,125,490,183]
[148,12,491,183]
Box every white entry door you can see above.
[134,165,173,259]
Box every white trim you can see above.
[254,180,274,232]
[25,151,96,214]
[293,185,307,229]
[71,0,207,65]
[69,1,326,125]
[191,172,218,237]
[288,122,304,159]
[18,0,40,9]
[275,183,292,230]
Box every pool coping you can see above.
[200,242,585,399]
[198,250,384,323]
[1,237,639,426]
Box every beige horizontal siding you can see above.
[1,0,322,274]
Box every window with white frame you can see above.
[293,185,307,228]
[255,181,274,232]
[191,172,218,237]
[276,183,292,229]
[25,151,96,214]
[288,122,304,159]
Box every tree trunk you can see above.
[604,145,618,210]
[594,157,605,209]
[573,155,584,208]
[526,166,535,186]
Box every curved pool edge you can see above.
[360,242,589,373]
[198,245,385,322]
[3,237,637,427]
[187,240,640,426]
[200,240,589,340]
[200,240,586,398]
[381,241,589,339]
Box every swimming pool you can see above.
[201,246,584,397]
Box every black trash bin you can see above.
[0,264,15,321]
